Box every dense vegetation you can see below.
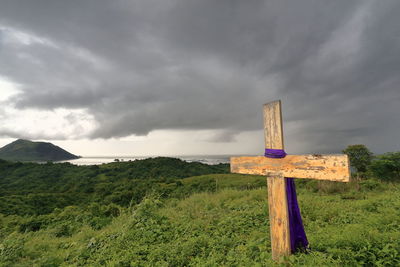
[0,157,229,216]
[0,139,79,162]
[343,145,400,182]
[343,144,373,173]
[0,149,399,266]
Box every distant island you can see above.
[0,139,80,162]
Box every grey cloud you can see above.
[203,130,238,143]
[0,0,399,153]
[0,128,68,141]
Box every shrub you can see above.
[53,223,73,237]
[359,179,382,191]
[343,144,373,173]
[369,152,400,181]
[19,218,47,233]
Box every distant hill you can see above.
[0,139,80,162]
[0,156,230,215]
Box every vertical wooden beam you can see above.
[263,100,284,149]
[267,174,290,260]
[263,100,291,261]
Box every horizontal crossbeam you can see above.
[231,154,350,182]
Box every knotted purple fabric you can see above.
[264,148,287,158]
[264,149,309,253]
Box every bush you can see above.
[369,152,400,181]
[359,179,382,191]
[53,223,73,237]
[19,218,47,233]
[343,144,373,173]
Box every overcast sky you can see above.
[0,0,399,156]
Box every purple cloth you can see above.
[264,149,309,253]
[264,148,287,158]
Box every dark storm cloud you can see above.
[0,0,399,153]
[0,128,68,140]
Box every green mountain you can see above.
[0,139,80,162]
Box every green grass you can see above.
[1,176,399,266]
[182,173,266,189]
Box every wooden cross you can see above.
[230,100,350,261]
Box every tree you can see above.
[369,152,400,181]
[342,144,373,173]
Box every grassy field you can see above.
[1,173,399,266]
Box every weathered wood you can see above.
[231,154,350,182]
[267,174,290,261]
[230,99,351,261]
[264,100,284,149]
[263,100,291,261]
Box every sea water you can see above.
[60,155,241,165]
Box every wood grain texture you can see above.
[231,154,350,182]
[230,99,350,261]
[263,100,291,261]
[267,175,291,261]
[263,100,284,149]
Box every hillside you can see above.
[0,176,399,266]
[0,157,229,215]
[0,139,80,162]
[0,157,399,266]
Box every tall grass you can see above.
[1,177,399,266]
